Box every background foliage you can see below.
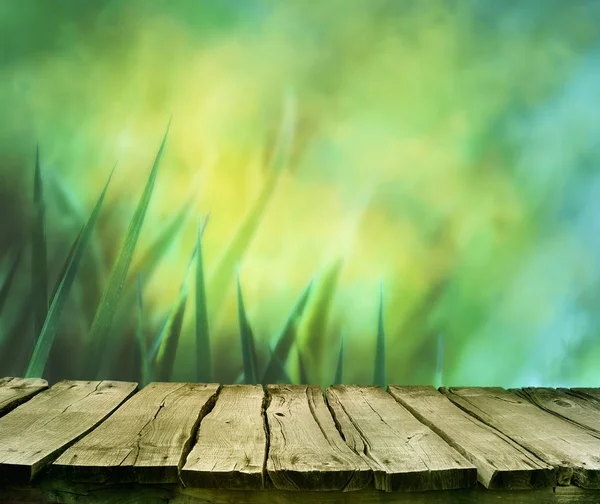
[1,0,599,387]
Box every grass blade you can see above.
[25,166,115,378]
[261,279,313,384]
[196,215,211,382]
[49,226,83,304]
[334,332,344,385]
[31,145,48,342]
[373,279,386,387]
[136,273,150,386]
[298,351,309,385]
[152,241,199,381]
[131,197,194,280]
[208,91,297,319]
[85,122,170,377]
[237,270,258,385]
[434,333,444,388]
[296,259,342,385]
[0,246,23,318]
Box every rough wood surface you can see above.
[568,388,600,404]
[326,386,477,492]
[266,384,372,491]
[53,382,220,484]
[442,387,600,489]
[0,377,48,417]
[515,388,600,436]
[388,386,555,489]
[181,385,267,489]
[0,380,136,482]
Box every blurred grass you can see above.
[0,0,600,387]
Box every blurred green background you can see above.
[1,0,599,388]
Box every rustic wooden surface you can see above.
[53,382,220,484]
[442,387,600,489]
[0,381,600,502]
[0,380,136,482]
[0,377,47,417]
[515,388,600,436]
[326,385,477,492]
[266,384,372,491]
[568,388,600,404]
[388,385,555,489]
[181,385,267,489]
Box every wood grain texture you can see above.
[388,386,555,489]
[515,388,600,436]
[442,387,600,489]
[569,388,600,404]
[0,380,136,482]
[326,386,477,492]
[0,377,48,417]
[266,384,372,491]
[53,382,220,484]
[181,385,267,489]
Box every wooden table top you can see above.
[0,378,599,503]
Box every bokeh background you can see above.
[1,0,599,388]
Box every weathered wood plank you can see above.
[568,388,600,404]
[0,380,136,482]
[0,377,48,416]
[266,384,372,491]
[442,387,600,489]
[181,385,267,489]
[515,388,600,436]
[388,385,555,489]
[326,385,477,492]
[53,382,220,484]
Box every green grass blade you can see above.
[154,298,188,382]
[25,166,115,378]
[150,241,198,366]
[237,270,258,385]
[85,122,170,377]
[31,145,48,341]
[298,351,309,385]
[136,273,150,386]
[266,344,293,384]
[0,246,23,318]
[434,333,444,388]
[49,226,83,304]
[296,259,342,386]
[208,92,296,319]
[334,332,344,385]
[131,196,194,281]
[373,279,386,387]
[261,279,313,384]
[196,214,211,382]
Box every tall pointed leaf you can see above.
[261,279,313,384]
[208,91,297,319]
[136,274,150,386]
[373,279,386,387]
[49,226,83,304]
[85,122,170,377]
[434,333,444,389]
[237,271,258,385]
[31,145,48,341]
[298,351,309,385]
[296,259,342,385]
[150,241,198,367]
[25,166,115,378]
[196,215,211,382]
[0,246,23,318]
[334,332,344,385]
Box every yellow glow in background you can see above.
[1,0,599,386]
